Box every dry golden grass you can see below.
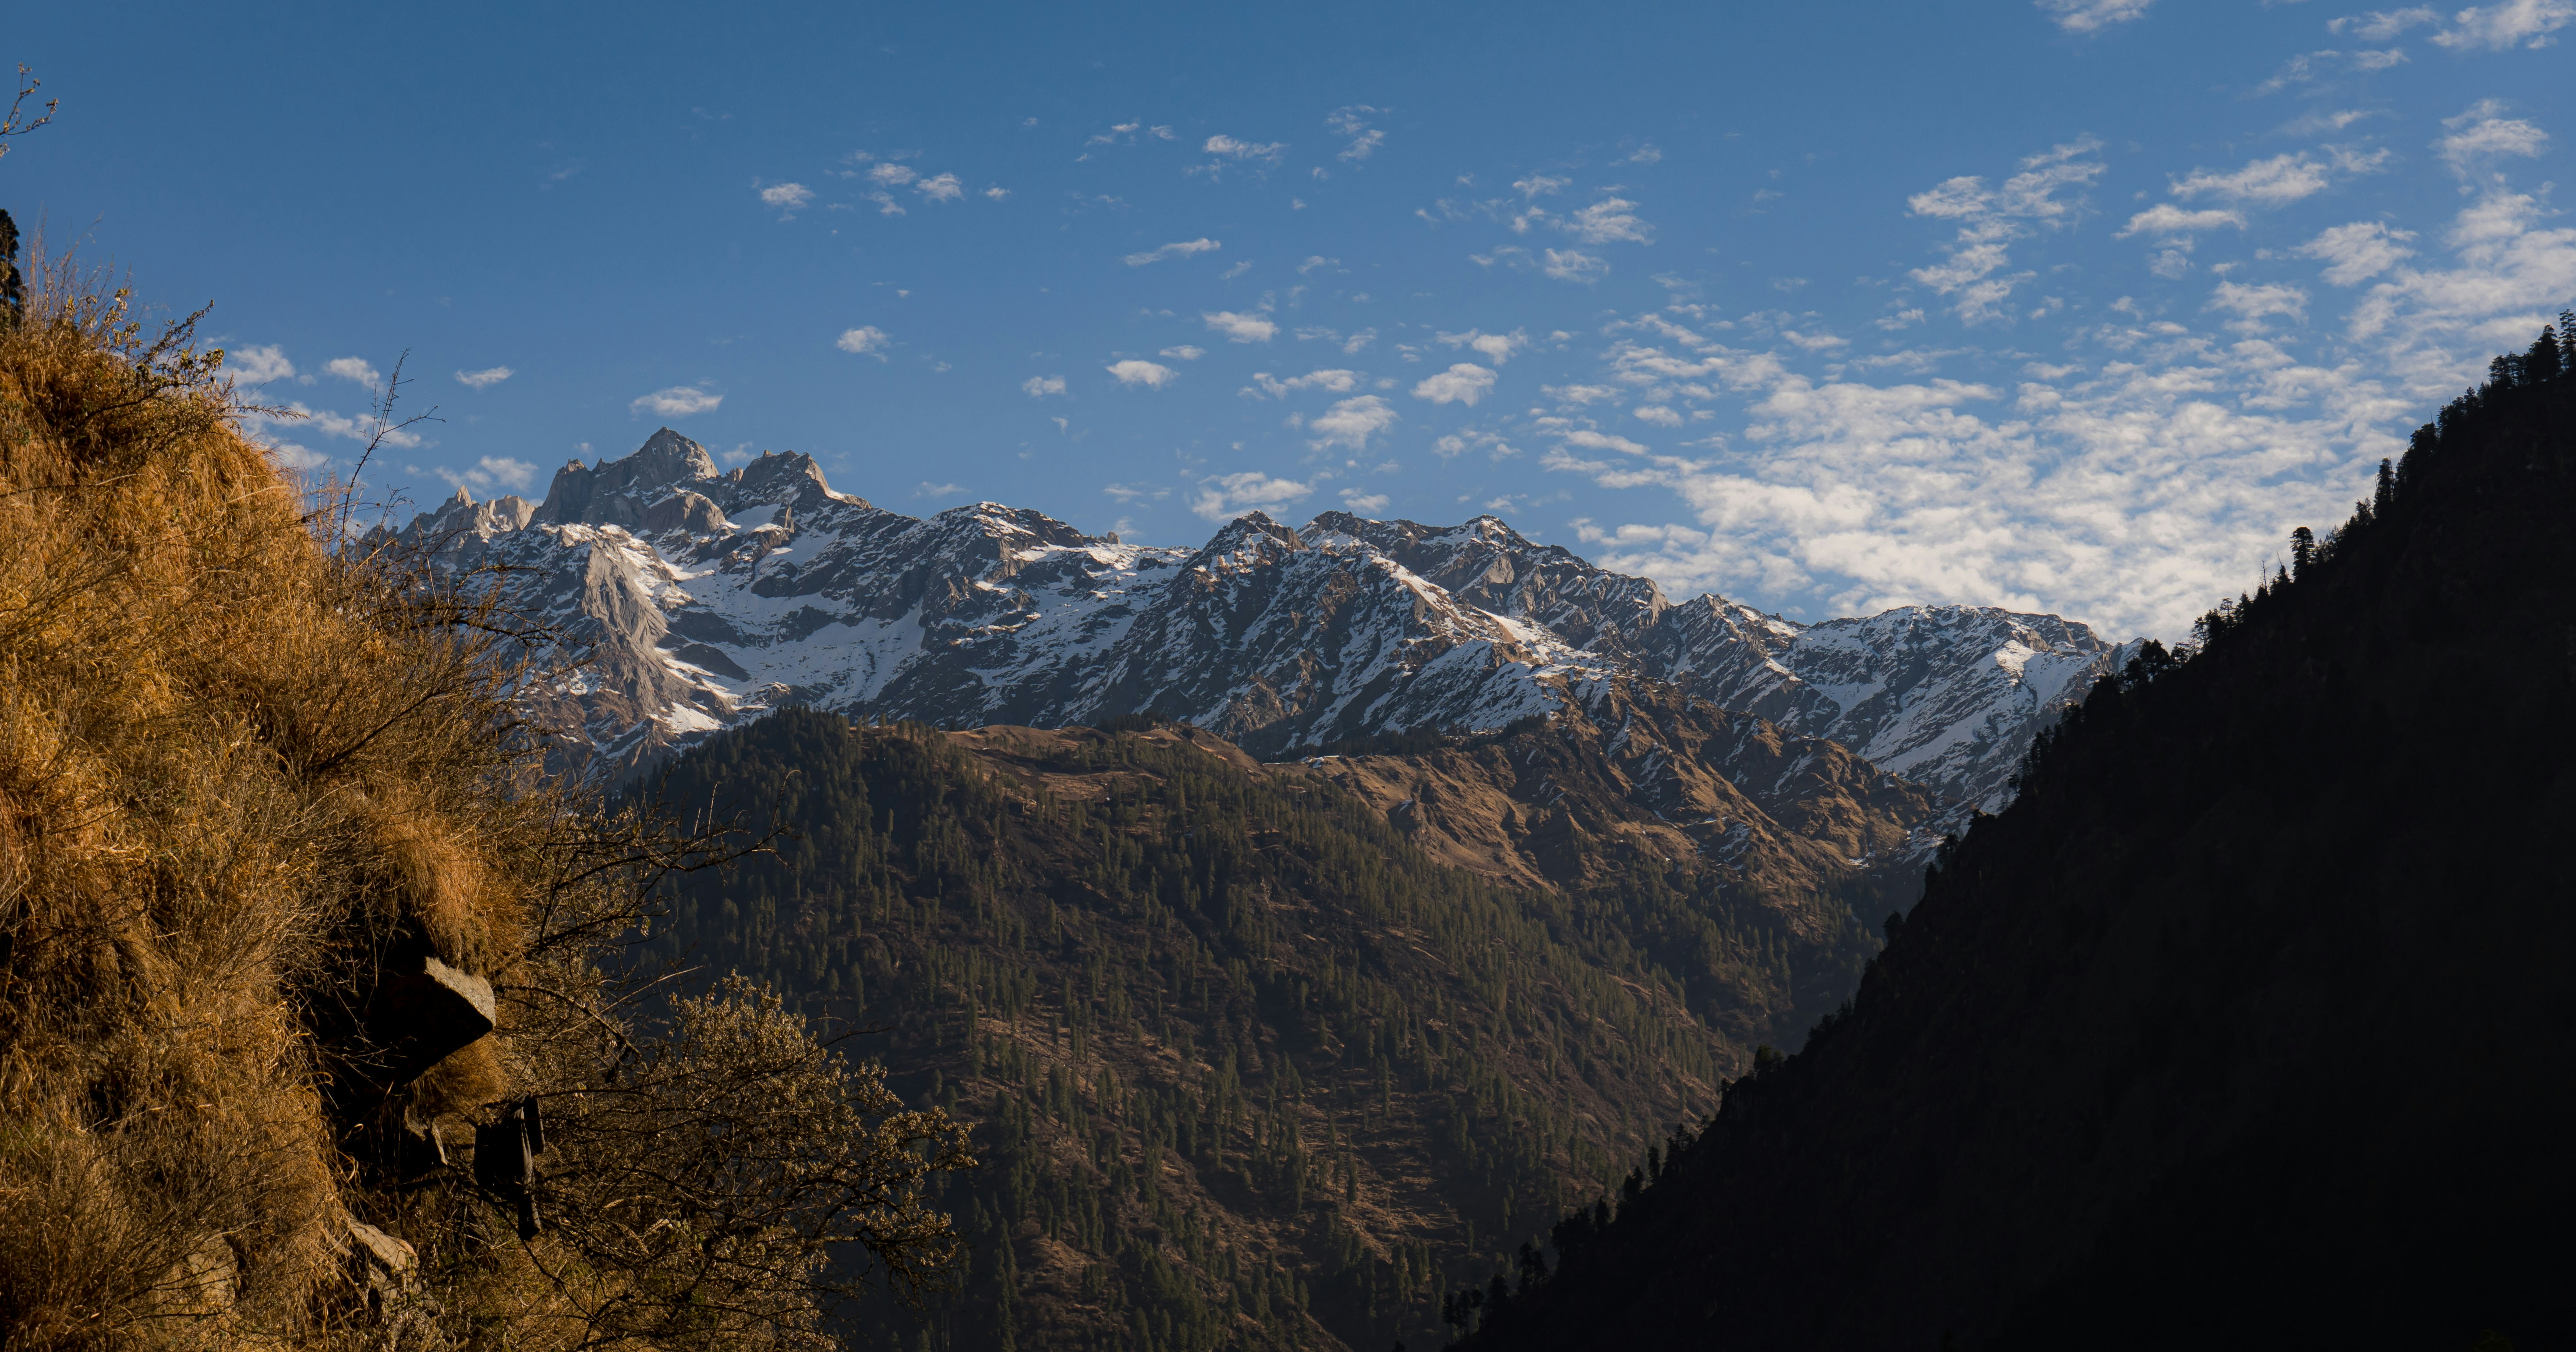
[0,245,554,1345]
[0,253,971,1351]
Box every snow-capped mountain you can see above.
[406,429,2135,806]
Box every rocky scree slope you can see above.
[1458,331,2576,1351]
[404,431,2132,808]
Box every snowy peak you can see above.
[1303,510,1674,661]
[407,430,2136,804]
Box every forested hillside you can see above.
[1458,327,2576,1351]
[644,712,1900,1352]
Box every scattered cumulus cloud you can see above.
[837,326,892,358]
[1125,238,1222,266]
[2437,114,2549,174]
[1905,137,2104,323]
[223,345,296,385]
[914,172,965,202]
[454,366,514,389]
[1191,471,1312,521]
[2296,221,2418,284]
[1564,198,1655,244]
[1107,359,1178,388]
[1204,310,1280,342]
[1307,395,1398,451]
[758,181,815,213]
[2035,0,2155,32]
[1160,345,1206,360]
[2169,153,2336,206]
[1543,248,1610,283]
[324,357,382,387]
[2429,0,2573,48]
[1436,328,1530,363]
[1412,363,1498,406]
[1199,135,1288,168]
[1023,375,1068,397]
[1243,369,1361,398]
[631,386,722,417]
[436,455,540,493]
[1327,106,1385,161]
[2330,7,2439,39]
[1512,174,1569,199]
[2207,280,2311,331]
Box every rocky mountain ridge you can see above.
[403,429,2137,808]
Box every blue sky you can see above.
[8,0,2571,639]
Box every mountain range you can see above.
[398,429,2137,811]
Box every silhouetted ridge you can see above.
[1461,320,2576,1352]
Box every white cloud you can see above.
[2346,189,2576,396]
[2117,205,2249,243]
[2036,0,2155,31]
[1297,255,1341,274]
[1543,248,1610,283]
[2437,115,2549,173]
[2331,7,2439,38]
[914,172,965,202]
[1160,345,1206,361]
[867,163,916,186]
[1623,144,1664,165]
[1190,471,1312,521]
[324,357,381,387]
[2207,281,2311,330]
[631,386,722,416]
[430,455,538,494]
[1412,363,1498,406]
[1327,106,1385,161]
[837,326,892,358]
[1437,328,1530,364]
[1202,135,1287,164]
[1307,395,1398,451]
[1203,310,1280,342]
[984,185,1012,201]
[1107,359,1178,388]
[1342,328,1378,354]
[1512,174,1569,199]
[454,366,514,389]
[2431,0,2573,48]
[2255,47,2410,94]
[2169,153,2335,206]
[223,345,295,385]
[1564,198,1655,244]
[1244,369,1362,398]
[1125,238,1223,266]
[758,181,814,211]
[1633,405,1685,427]
[920,481,963,496]
[1339,488,1393,512]
[1906,138,2105,323]
[1023,375,1068,397]
[2296,221,2419,284]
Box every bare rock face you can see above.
[366,953,496,1089]
[402,430,2136,808]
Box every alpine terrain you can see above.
[400,429,2136,809]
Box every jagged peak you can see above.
[1186,511,1306,570]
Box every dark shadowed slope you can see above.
[1466,329,2576,1352]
